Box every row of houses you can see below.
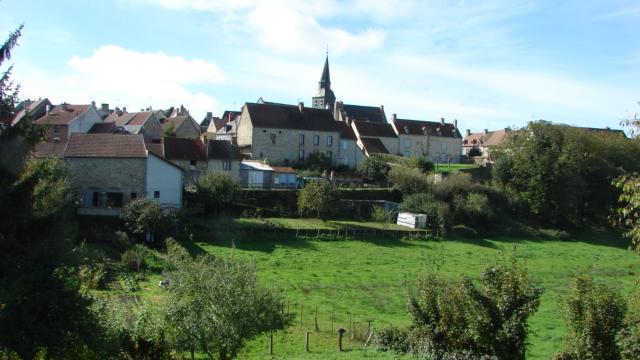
[10,55,513,215]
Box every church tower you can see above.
[312,54,336,112]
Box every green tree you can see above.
[164,239,291,360]
[613,175,640,251]
[297,181,338,218]
[120,198,171,242]
[408,258,543,359]
[492,121,640,226]
[554,273,626,360]
[408,155,435,173]
[304,150,331,171]
[0,24,109,357]
[196,171,241,214]
[358,155,390,183]
[387,166,430,194]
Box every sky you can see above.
[0,0,638,132]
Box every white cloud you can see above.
[15,45,225,119]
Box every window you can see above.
[313,135,320,146]
[190,160,197,166]
[327,135,333,146]
[441,143,448,151]
[53,125,60,134]
[298,149,305,161]
[403,139,411,148]
[326,150,332,161]
[223,161,231,171]
[92,192,100,207]
[106,192,123,208]
[340,140,348,151]
[404,151,410,157]
[299,134,305,145]
[130,192,137,200]
[270,133,276,144]
[154,191,160,199]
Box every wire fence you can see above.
[239,226,434,239]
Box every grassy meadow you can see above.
[112,217,639,359]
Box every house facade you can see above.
[207,139,242,181]
[162,115,201,138]
[237,102,342,167]
[105,111,163,142]
[393,116,462,163]
[462,128,508,162]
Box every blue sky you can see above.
[1,0,638,132]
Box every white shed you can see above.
[146,153,183,209]
[397,212,427,229]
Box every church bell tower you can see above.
[312,53,336,112]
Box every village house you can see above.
[462,128,509,162]
[352,120,399,156]
[393,115,462,163]
[162,114,201,138]
[104,110,163,142]
[147,137,209,186]
[236,102,343,167]
[11,98,52,126]
[207,139,242,182]
[34,103,103,158]
[64,133,183,215]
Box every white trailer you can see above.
[397,212,427,229]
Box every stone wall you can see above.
[251,127,341,167]
[398,134,462,163]
[207,159,241,181]
[65,157,146,194]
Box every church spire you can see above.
[319,53,330,87]
[312,51,336,111]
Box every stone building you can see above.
[147,137,209,186]
[236,102,343,167]
[104,110,164,142]
[393,115,462,163]
[207,139,242,182]
[462,128,508,162]
[162,115,201,138]
[64,134,183,215]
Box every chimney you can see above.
[484,129,488,135]
[440,117,445,125]
[91,100,96,107]
[45,104,51,114]
[123,107,127,113]
[453,119,458,129]
[101,103,109,112]
[298,102,304,113]
[466,129,471,136]
[380,105,385,112]
[392,113,397,122]
[206,111,212,120]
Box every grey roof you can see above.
[207,140,241,160]
[245,102,342,132]
[342,104,386,123]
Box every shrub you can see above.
[374,326,409,353]
[555,273,626,360]
[408,258,543,360]
[434,172,474,201]
[400,193,451,231]
[120,199,171,242]
[358,155,390,183]
[387,166,431,194]
[78,262,108,290]
[304,150,331,171]
[197,171,241,214]
[370,205,395,228]
[619,286,640,360]
[113,230,134,252]
[297,181,339,218]
[409,156,435,173]
[468,147,482,157]
[121,245,147,272]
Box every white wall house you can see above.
[146,153,183,209]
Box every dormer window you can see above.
[421,126,428,135]
[404,126,409,134]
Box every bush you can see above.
[112,230,134,252]
[297,181,339,218]
[400,193,451,231]
[409,156,435,173]
[408,258,543,360]
[370,206,395,228]
[197,171,241,214]
[619,286,640,360]
[451,224,479,238]
[121,245,147,272]
[78,262,108,290]
[387,166,431,194]
[120,199,171,242]
[358,155,390,183]
[374,326,410,353]
[434,172,474,201]
[303,150,331,171]
[555,273,626,360]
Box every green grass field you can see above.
[123,217,639,359]
[433,163,478,173]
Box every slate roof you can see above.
[335,121,357,140]
[353,121,397,138]
[394,118,462,138]
[208,139,242,160]
[88,122,117,134]
[64,134,147,158]
[245,102,341,132]
[342,104,386,123]
[35,104,90,125]
[360,137,389,154]
[163,137,207,161]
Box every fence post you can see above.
[314,306,319,331]
[305,331,309,352]
[269,333,273,355]
[337,328,346,351]
[350,315,354,340]
[331,310,334,333]
[300,302,304,328]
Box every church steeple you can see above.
[312,52,336,111]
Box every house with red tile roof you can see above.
[104,110,163,142]
[162,114,201,139]
[462,128,509,162]
[63,133,183,215]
